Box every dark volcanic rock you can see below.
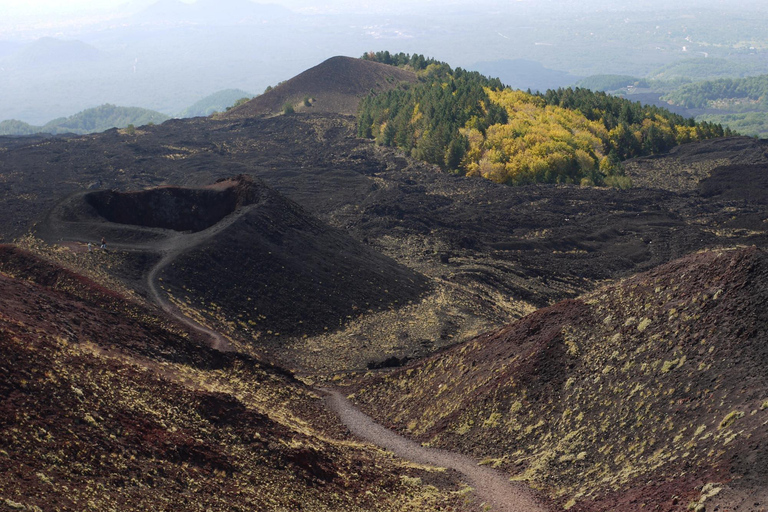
[41,174,430,349]
[159,177,430,341]
[84,176,261,232]
[2,112,768,370]
[347,247,768,511]
[223,56,418,117]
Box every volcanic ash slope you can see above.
[348,247,768,512]
[0,245,466,511]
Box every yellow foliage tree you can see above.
[461,89,609,184]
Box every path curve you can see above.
[40,190,266,352]
[140,204,262,352]
[323,389,551,512]
[145,249,231,352]
[42,190,551,511]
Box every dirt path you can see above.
[323,389,550,512]
[40,192,266,352]
[141,204,261,352]
[42,191,550,511]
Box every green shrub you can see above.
[719,411,744,429]
[604,175,632,189]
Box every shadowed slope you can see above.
[41,175,430,361]
[84,177,261,232]
[157,178,430,345]
[346,247,768,511]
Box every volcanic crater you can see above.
[84,176,263,232]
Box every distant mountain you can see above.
[663,74,768,110]
[177,89,254,118]
[470,59,581,92]
[0,104,169,136]
[0,41,21,59]
[0,120,38,136]
[9,37,101,67]
[223,56,418,118]
[649,57,752,82]
[575,74,648,92]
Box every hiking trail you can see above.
[324,389,551,512]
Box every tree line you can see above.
[663,74,768,110]
[358,52,735,186]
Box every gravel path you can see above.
[323,389,550,512]
[40,191,266,352]
[141,204,262,352]
[43,191,549,511]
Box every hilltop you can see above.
[0,104,169,136]
[356,53,732,184]
[38,175,429,362]
[344,247,768,511]
[224,56,418,117]
[177,88,253,118]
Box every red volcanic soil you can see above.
[346,247,768,511]
[0,246,467,511]
[224,56,418,117]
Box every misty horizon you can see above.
[2,0,768,132]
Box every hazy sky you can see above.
[2,0,131,17]
[1,0,432,18]
[4,0,762,21]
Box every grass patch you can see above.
[719,411,744,429]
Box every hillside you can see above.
[572,65,768,138]
[623,136,768,192]
[38,175,430,367]
[10,37,101,66]
[177,88,253,118]
[0,104,169,136]
[574,74,648,93]
[660,74,768,137]
[223,56,418,118]
[663,74,768,111]
[357,55,732,184]
[0,244,472,511]
[2,109,768,373]
[344,247,768,511]
[649,58,752,83]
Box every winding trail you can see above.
[40,191,264,352]
[324,389,550,512]
[145,245,231,351]
[141,204,261,352]
[42,192,550,512]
